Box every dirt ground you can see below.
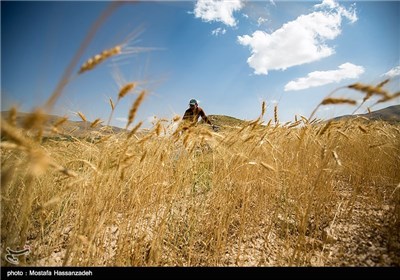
[3,181,399,268]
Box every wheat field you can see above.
[1,101,399,266]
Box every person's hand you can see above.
[212,125,220,132]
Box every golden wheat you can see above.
[321,97,357,105]
[53,116,68,128]
[78,45,122,74]
[260,161,275,171]
[76,111,87,122]
[318,121,333,136]
[376,91,400,104]
[7,106,17,126]
[358,125,367,133]
[261,101,266,117]
[274,105,278,124]
[127,121,143,139]
[126,90,146,129]
[90,118,103,128]
[118,82,136,100]
[348,82,390,102]
[109,97,115,111]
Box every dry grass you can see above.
[1,98,399,266]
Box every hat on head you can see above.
[189,99,197,105]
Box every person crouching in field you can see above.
[181,99,218,132]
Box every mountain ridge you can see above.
[330,104,400,123]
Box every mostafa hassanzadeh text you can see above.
[24,269,93,276]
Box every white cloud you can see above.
[257,17,268,26]
[314,0,339,9]
[237,0,357,75]
[382,66,400,78]
[284,63,365,91]
[314,0,357,23]
[115,117,128,123]
[194,0,244,27]
[211,27,227,36]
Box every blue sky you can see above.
[1,0,399,129]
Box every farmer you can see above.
[182,99,219,131]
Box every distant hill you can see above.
[201,106,400,129]
[207,115,247,128]
[1,111,127,139]
[331,105,400,124]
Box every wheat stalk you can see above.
[260,161,275,171]
[7,106,17,126]
[126,90,146,129]
[261,101,266,117]
[109,97,115,111]
[44,2,122,110]
[348,82,390,98]
[53,116,68,128]
[358,125,367,133]
[90,118,103,128]
[376,91,400,104]
[172,115,181,122]
[332,150,342,166]
[349,79,393,114]
[118,82,136,100]
[77,111,87,122]
[318,121,333,136]
[274,105,278,124]
[321,98,357,105]
[79,45,122,74]
[127,121,143,139]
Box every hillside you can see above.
[331,104,400,123]
[0,111,126,139]
[205,105,400,128]
[207,115,247,128]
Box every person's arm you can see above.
[198,108,212,125]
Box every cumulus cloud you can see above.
[237,0,357,75]
[211,27,227,36]
[382,66,400,78]
[193,0,244,27]
[284,63,365,91]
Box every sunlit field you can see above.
[1,97,399,266]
